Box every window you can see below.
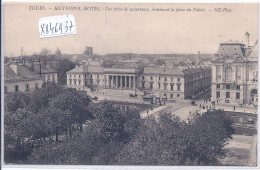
[142,82,145,88]
[164,93,167,97]
[177,84,181,91]
[74,75,76,78]
[142,76,145,80]
[217,84,220,89]
[52,75,55,81]
[170,94,173,98]
[97,75,99,79]
[25,84,29,91]
[252,71,258,82]
[216,91,220,98]
[171,78,173,82]
[236,66,241,80]
[177,94,180,97]
[164,77,167,82]
[158,82,160,89]
[85,75,87,78]
[90,75,93,78]
[177,78,180,82]
[150,82,153,89]
[226,85,230,89]
[150,76,153,80]
[236,85,240,90]
[226,92,230,98]
[74,80,76,85]
[225,66,233,81]
[70,74,72,78]
[236,93,240,99]
[164,83,167,90]
[79,80,81,85]
[15,85,19,92]
[4,86,7,93]
[171,84,174,91]
[47,75,50,81]
[159,77,161,81]
[79,75,81,78]
[85,81,87,86]
[70,80,72,85]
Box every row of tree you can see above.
[5,83,234,165]
[4,83,93,162]
[24,110,234,165]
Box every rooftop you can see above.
[143,66,183,75]
[5,64,42,82]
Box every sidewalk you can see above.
[215,104,257,114]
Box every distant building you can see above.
[84,46,93,57]
[156,56,192,67]
[4,59,58,93]
[211,38,258,106]
[66,60,211,102]
[4,61,44,93]
[142,66,211,101]
[25,60,58,83]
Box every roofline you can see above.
[220,42,246,46]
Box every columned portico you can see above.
[105,74,137,90]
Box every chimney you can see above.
[39,59,42,75]
[245,32,250,47]
[21,47,23,57]
[10,61,19,74]
[30,60,34,71]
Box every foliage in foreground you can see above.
[4,83,93,163]
[116,111,234,165]
[25,110,233,165]
[4,82,234,165]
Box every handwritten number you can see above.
[41,19,74,36]
[69,21,74,32]
[59,23,63,34]
[64,21,68,33]
[55,23,59,33]
[50,22,55,34]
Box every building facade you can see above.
[211,40,258,106]
[4,61,44,93]
[4,59,58,93]
[67,62,211,101]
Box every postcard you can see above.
[2,2,259,170]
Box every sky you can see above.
[3,3,259,56]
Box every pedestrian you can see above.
[147,110,149,115]
[199,104,201,108]
[234,106,236,110]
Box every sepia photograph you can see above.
[1,1,259,169]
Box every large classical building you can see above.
[4,59,58,93]
[211,39,258,106]
[67,61,211,102]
